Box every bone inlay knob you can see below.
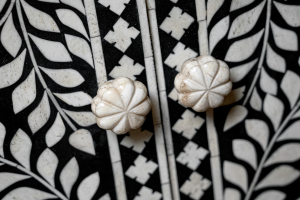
[174,55,232,112]
[91,77,152,134]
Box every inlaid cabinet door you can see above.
[147,0,300,200]
[0,0,300,200]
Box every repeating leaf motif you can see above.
[255,165,300,190]
[0,49,26,89]
[223,160,248,192]
[56,9,89,40]
[225,29,264,62]
[69,129,96,155]
[10,129,32,170]
[230,59,258,83]
[219,1,300,195]
[233,139,257,169]
[1,13,22,57]
[63,109,96,127]
[209,15,229,53]
[54,91,92,107]
[250,87,262,111]
[0,0,105,198]
[28,91,51,134]
[228,0,266,39]
[37,148,58,186]
[0,172,30,192]
[245,119,269,150]
[0,0,114,199]
[264,143,300,167]
[39,67,85,88]
[29,34,72,62]
[12,68,36,114]
[60,157,79,198]
[270,21,298,51]
[277,120,300,141]
[273,2,300,27]
[45,113,66,147]
[266,44,286,73]
[263,94,284,131]
[280,70,300,108]
[224,105,248,131]
[65,34,94,67]
[20,0,60,32]
[259,68,277,95]
[77,172,100,200]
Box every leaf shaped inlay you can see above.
[228,0,265,39]
[46,113,66,147]
[20,0,60,32]
[12,68,36,114]
[224,105,248,131]
[39,67,84,88]
[0,49,26,89]
[56,9,88,39]
[225,29,264,62]
[10,129,32,169]
[29,34,72,62]
[77,172,100,200]
[280,70,300,108]
[37,148,58,186]
[223,161,248,192]
[255,165,300,190]
[209,16,229,53]
[233,139,257,169]
[69,129,95,155]
[0,173,30,192]
[54,91,92,107]
[28,91,51,134]
[265,143,300,167]
[263,94,284,131]
[274,2,300,27]
[245,119,269,150]
[1,13,22,57]
[60,157,79,198]
[65,34,93,67]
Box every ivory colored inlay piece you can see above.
[174,55,232,112]
[91,77,151,134]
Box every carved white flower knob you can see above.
[174,55,232,112]
[91,77,151,134]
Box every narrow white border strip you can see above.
[206,109,223,200]
[146,0,181,199]
[136,0,172,199]
[197,0,224,199]
[84,1,127,199]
